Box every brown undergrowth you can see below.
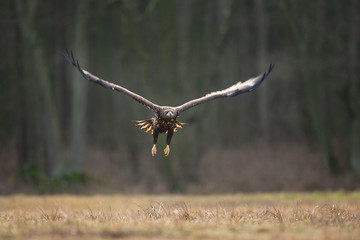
[1,142,358,194]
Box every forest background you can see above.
[0,0,359,193]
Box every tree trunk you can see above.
[279,0,339,174]
[15,0,64,177]
[302,0,338,174]
[254,0,270,140]
[70,0,90,172]
[348,0,360,174]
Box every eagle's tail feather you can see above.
[173,121,185,132]
[134,119,185,134]
[134,119,154,134]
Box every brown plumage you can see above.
[64,50,274,156]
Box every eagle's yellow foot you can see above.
[164,145,170,157]
[152,144,157,156]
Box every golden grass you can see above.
[0,192,359,239]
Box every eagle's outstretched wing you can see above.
[175,64,274,113]
[64,50,161,112]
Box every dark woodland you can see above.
[0,0,359,193]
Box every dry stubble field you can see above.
[0,192,359,239]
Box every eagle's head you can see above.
[160,107,178,120]
[166,110,174,117]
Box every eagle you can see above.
[64,50,274,157]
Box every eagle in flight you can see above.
[64,50,274,157]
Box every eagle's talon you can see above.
[152,144,157,156]
[164,145,170,157]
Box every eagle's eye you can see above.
[166,111,174,117]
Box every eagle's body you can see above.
[64,50,274,156]
[134,107,184,156]
[155,117,176,134]
[134,107,184,134]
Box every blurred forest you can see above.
[0,0,359,193]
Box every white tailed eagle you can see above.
[65,50,274,156]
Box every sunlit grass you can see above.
[0,192,359,239]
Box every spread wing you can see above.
[64,50,161,112]
[175,64,274,113]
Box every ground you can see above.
[0,192,359,239]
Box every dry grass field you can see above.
[0,192,359,239]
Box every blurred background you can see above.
[0,0,359,193]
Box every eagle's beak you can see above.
[166,111,174,117]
